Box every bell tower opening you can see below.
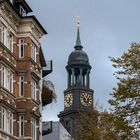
[67,67,90,88]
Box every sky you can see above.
[28,0,140,121]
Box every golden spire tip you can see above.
[76,16,80,27]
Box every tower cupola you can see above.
[66,19,91,88]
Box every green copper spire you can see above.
[75,16,83,50]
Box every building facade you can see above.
[42,121,73,140]
[58,22,94,140]
[0,0,52,140]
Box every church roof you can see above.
[68,50,89,65]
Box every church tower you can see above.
[58,19,94,140]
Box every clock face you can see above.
[64,93,73,108]
[80,93,92,106]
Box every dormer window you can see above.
[9,0,13,4]
[20,5,26,16]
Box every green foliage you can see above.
[109,43,140,139]
[74,43,139,140]
[76,110,123,140]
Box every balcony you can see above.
[42,80,56,107]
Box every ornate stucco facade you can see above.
[0,0,52,140]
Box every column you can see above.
[87,70,90,88]
[72,68,74,86]
[80,68,82,86]
[83,74,85,86]
[67,71,71,87]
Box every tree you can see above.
[75,109,99,140]
[109,43,140,139]
[75,109,122,140]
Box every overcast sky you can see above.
[28,0,140,121]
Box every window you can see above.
[1,107,13,134]
[8,111,13,134]
[20,5,26,16]
[7,69,13,93]
[31,42,36,62]
[7,69,13,92]
[1,65,6,87]
[0,23,14,50]
[9,32,13,52]
[2,107,6,131]
[9,0,13,4]
[31,118,36,140]
[1,24,6,46]
[19,39,24,58]
[1,65,13,92]
[19,115,24,137]
[31,79,36,100]
[19,76,24,96]
[9,72,13,92]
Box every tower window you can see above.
[1,24,6,46]
[19,115,24,137]
[9,71,13,93]
[19,76,24,96]
[9,0,13,4]
[0,23,14,51]
[1,65,6,87]
[1,107,13,134]
[2,107,6,131]
[1,65,13,93]
[19,39,24,58]
[31,42,37,62]
[9,32,13,52]
[20,5,27,16]
[31,79,37,100]
[8,111,13,134]
[31,118,36,140]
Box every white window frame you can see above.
[31,42,36,62]
[31,79,37,100]
[1,65,6,87]
[1,24,6,46]
[7,69,10,90]
[19,115,24,137]
[31,118,36,140]
[7,111,13,134]
[9,72,13,93]
[19,5,26,16]
[9,0,13,4]
[19,76,24,96]
[1,107,13,134]
[19,39,24,58]
[2,107,7,131]
[6,69,13,93]
[9,32,14,52]
[9,112,13,134]
[1,65,13,92]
